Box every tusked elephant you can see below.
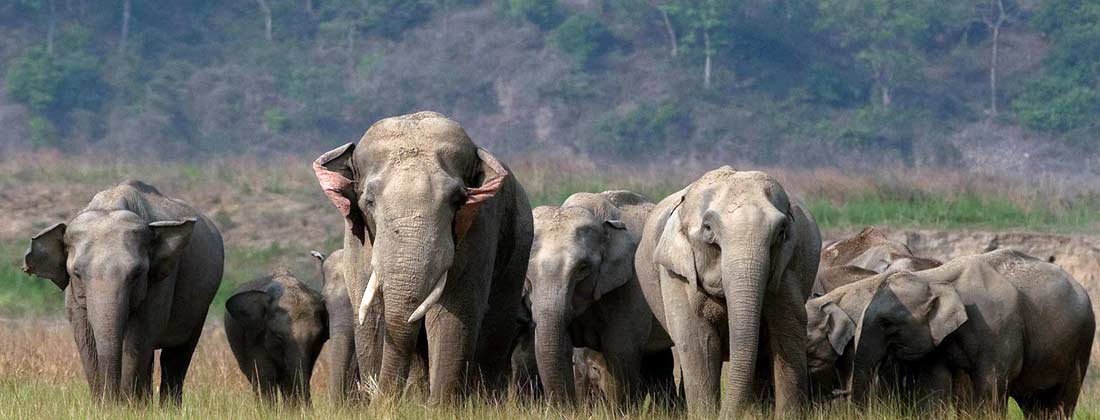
[224,269,328,405]
[815,227,941,294]
[636,167,821,416]
[851,249,1095,419]
[22,180,223,403]
[311,249,361,402]
[313,111,533,402]
[525,191,675,406]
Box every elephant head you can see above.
[652,167,809,411]
[526,202,634,403]
[804,297,856,400]
[849,273,967,403]
[226,273,329,405]
[22,213,194,401]
[313,111,509,390]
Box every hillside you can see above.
[0,0,1097,175]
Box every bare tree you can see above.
[651,1,679,57]
[256,0,272,41]
[119,0,130,51]
[979,0,1008,116]
[46,0,56,54]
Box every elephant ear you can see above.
[768,205,803,293]
[822,301,856,355]
[22,223,69,290]
[226,290,269,329]
[926,283,968,346]
[593,219,632,301]
[454,148,508,244]
[313,143,368,242]
[148,219,196,283]
[653,206,697,286]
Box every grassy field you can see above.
[2,320,1096,419]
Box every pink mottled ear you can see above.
[454,149,508,243]
[313,143,357,218]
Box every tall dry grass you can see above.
[1,319,1097,419]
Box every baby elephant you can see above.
[851,249,1094,419]
[225,269,329,405]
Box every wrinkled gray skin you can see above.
[510,287,541,397]
[225,270,328,405]
[806,228,944,401]
[526,191,675,406]
[814,227,941,294]
[311,250,361,402]
[852,249,1095,419]
[314,111,533,402]
[805,273,952,404]
[573,348,611,402]
[636,167,821,416]
[22,180,223,403]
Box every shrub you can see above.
[585,102,690,160]
[549,14,614,69]
[499,0,564,29]
[1013,77,1100,132]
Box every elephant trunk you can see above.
[849,325,885,405]
[85,283,129,402]
[533,303,576,404]
[720,235,770,415]
[374,217,454,396]
[326,333,358,401]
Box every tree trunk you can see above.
[988,0,1005,116]
[703,30,712,90]
[119,0,130,51]
[660,8,678,57]
[256,0,272,42]
[46,0,56,55]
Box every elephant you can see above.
[21,180,223,403]
[525,191,675,406]
[815,227,941,294]
[636,167,821,416]
[851,249,1095,418]
[312,111,533,402]
[224,269,328,405]
[805,273,951,404]
[311,249,361,402]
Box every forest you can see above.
[0,0,1097,170]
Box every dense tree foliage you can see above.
[0,0,1094,164]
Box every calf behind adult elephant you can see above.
[313,111,533,402]
[225,269,328,405]
[526,190,674,405]
[815,227,941,294]
[22,180,223,403]
[312,249,361,402]
[851,249,1094,418]
[636,167,821,416]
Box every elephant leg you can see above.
[764,272,810,417]
[121,323,156,402]
[640,350,678,407]
[662,279,721,413]
[968,371,1009,417]
[425,274,485,403]
[157,327,202,405]
[355,302,385,389]
[473,271,524,396]
[404,329,430,399]
[602,348,642,406]
[65,297,97,391]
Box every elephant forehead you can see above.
[534,206,597,231]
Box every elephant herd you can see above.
[21,111,1095,418]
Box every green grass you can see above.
[809,192,1100,233]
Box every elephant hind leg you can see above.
[158,327,202,405]
[1016,387,1073,420]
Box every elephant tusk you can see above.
[407,271,447,323]
[357,270,381,325]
